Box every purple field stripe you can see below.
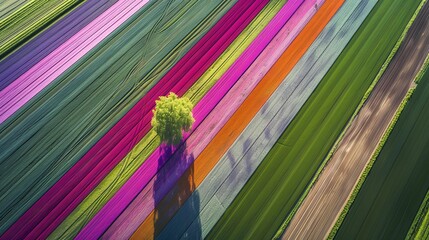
[78,1,308,239]
[0,1,265,239]
[0,0,152,124]
[0,0,117,90]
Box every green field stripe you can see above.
[0,0,31,21]
[207,0,422,239]
[0,0,85,59]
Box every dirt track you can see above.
[282,2,429,239]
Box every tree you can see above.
[151,92,195,145]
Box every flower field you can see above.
[0,0,428,239]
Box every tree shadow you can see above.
[153,140,201,239]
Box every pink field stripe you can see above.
[0,0,151,124]
[0,1,268,239]
[76,1,314,239]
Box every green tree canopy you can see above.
[151,92,195,145]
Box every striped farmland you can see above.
[0,0,84,59]
[1,0,427,239]
[131,0,341,238]
[0,0,237,236]
[159,0,377,238]
[76,0,304,238]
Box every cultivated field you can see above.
[162,0,378,238]
[0,0,83,59]
[285,1,429,239]
[1,0,428,239]
[334,32,429,240]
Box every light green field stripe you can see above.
[0,0,31,21]
[0,0,85,59]
[415,205,429,240]
[48,1,283,239]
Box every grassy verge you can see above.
[415,53,429,84]
[0,0,85,59]
[407,189,429,239]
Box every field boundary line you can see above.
[414,53,429,84]
[407,185,429,239]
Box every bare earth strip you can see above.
[282,2,429,239]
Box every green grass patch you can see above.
[206,0,421,239]
[0,0,85,59]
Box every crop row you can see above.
[0,0,118,90]
[0,0,30,20]
[128,0,328,238]
[0,0,152,123]
[0,0,84,59]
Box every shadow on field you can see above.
[153,141,201,239]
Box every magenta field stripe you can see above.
[0,0,151,124]
[77,1,307,239]
[0,1,265,239]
